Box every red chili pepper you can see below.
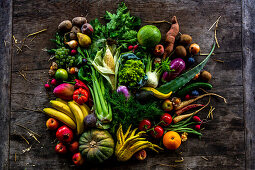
[73,88,89,105]
[160,113,172,126]
[175,104,204,115]
[138,119,152,131]
[150,126,164,139]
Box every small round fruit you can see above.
[163,131,181,150]
[69,67,76,74]
[200,70,212,82]
[179,34,192,45]
[51,79,57,86]
[154,57,161,64]
[185,94,191,100]
[72,152,84,166]
[133,45,139,50]
[55,69,68,81]
[160,113,172,126]
[175,45,187,58]
[191,90,199,96]
[187,57,195,65]
[81,23,94,36]
[189,43,200,55]
[55,143,67,154]
[46,118,59,130]
[44,83,50,90]
[138,119,152,131]
[69,141,79,153]
[150,126,164,138]
[154,44,164,56]
[135,150,147,161]
[56,125,74,143]
[162,99,173,112]
[71,49,77,55]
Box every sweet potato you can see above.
[163,16,179,59]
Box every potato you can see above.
[200,70,212,82]
[70,26,81,40]
[179,34,192,45]
[175,45,187,58]
[58,20,72,32]
[72,17,87,27]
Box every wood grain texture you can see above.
[242,0,255,169]
[7,0,247,169]
[0,0,12,169]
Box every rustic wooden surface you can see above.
[0,0,254,169]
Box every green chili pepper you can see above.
[177,82,213,97]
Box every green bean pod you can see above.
[177,82,213,97]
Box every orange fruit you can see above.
[163,131,181,150]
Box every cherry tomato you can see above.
[160,113,172,126]
[69,67,76,74]
[150,126,164,138]
[138,119,151,131]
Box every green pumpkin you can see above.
[79,129,115,163]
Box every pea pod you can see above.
[177,82,212,97]
[156,43,216,94]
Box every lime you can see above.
[55,68,68,81]
[137,25,161,48]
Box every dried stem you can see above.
[213,58,224,63]
[214,19,220,48]
[208,16,221,31]
[19,134,30,145]
[201,156,209,161]
[15,124,41,137]
[199,88,227,103]
[145,20,171,24]
[27,29,47,37]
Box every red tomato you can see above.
[139,119,151,131]
[160,113,172,126]
[150,126,164,138]
[73,88,89,105]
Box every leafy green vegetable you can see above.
[50,32,65,48]
[119,59,145,88]
[89,2,141,54]
[106,91,162,132]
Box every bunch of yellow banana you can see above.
[43,98,90,134]
[115,124,163,162]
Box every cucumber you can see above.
[176,82,213,97]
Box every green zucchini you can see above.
[156,43,216,94]
[177,82,213,97]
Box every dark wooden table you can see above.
[0,0,254,169]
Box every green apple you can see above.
[162,99,173,111]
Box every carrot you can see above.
[174,92,227,110]
[175,104,204,115]
[173,97,211,123]
[163,16,179,59]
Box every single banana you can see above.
[56,98,68,105]
[50,100,76,121]
[68,101,84,135]
[78,103,90,119]
[43,108,76,129]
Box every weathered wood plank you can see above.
[9,0,245,169]
[0,0,12,169]
[242,0,255,169]
[11,0,241,71]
